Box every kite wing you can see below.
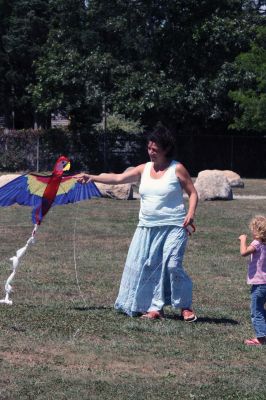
[48,175,101,205]
[0,174,46,207]
[0,174,101,223]
[31,175,102,224]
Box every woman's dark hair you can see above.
[147,124,175,158]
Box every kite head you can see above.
[53,156,71,175]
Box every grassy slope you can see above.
[0,183,265,399]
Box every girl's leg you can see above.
[250,285,266,339]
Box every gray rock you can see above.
[198,169,244,188]
[95,182,134,200]
[195,172,233,201]
[0,174,20,187]
[222,170,244,188]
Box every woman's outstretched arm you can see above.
[75,164,145,185]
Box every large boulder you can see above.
[0,174,20,187]
[95,182,134,200]
[197,169,244,188]
[222,170,244,188]
[195,171,233,201]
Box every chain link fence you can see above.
[0,129,265,177]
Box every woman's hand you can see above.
[183,213,194,227]
[74,173,92,184]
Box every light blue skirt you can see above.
[114,225,193,316]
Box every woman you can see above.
[76,126,198,321]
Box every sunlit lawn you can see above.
[0,180,265,400]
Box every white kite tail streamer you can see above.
[0,224,38,305]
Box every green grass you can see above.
[0,181,266,400]
[232,179,266,196]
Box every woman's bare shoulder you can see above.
[137,164,146,173]
[175,162,187,174]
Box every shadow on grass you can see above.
[165,314,239,325]
[72,308,239,325]
[196,316,239,325]
[73,306,112,312]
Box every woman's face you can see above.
[147,141,167,163]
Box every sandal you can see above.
[181,308,197,322]
[140,310,165,320]
[244,337,266,346]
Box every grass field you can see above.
[0,180,265,400]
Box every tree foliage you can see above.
[229,26,266,132]
[1,0,51,127]
[0,0,265,134]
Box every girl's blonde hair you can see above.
[249,215,266,243]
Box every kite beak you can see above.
[63,161,71,171]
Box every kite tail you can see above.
[0,224,38,305]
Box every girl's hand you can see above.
[239,234,255,256]
[238,234,247,241]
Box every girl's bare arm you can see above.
[238,234,256,256]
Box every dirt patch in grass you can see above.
[0,341,228,385]
[0,349,50,367]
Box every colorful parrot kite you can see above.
[0,155,101,304]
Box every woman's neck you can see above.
[153,159,171,172]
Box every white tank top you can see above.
[138,160,186,227]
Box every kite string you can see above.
[70,202,185,340]
[57,180,89,309]
[71,203,165,331]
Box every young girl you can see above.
[239,215,266,346]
